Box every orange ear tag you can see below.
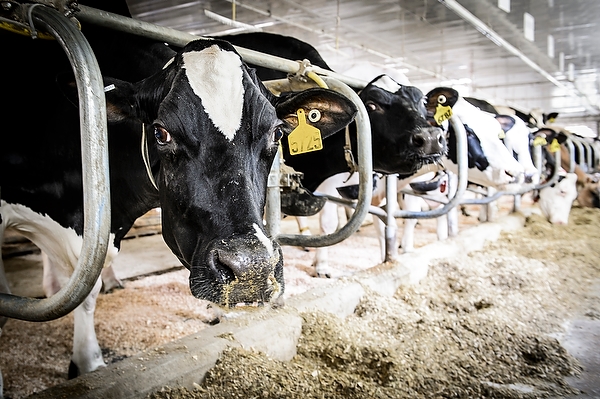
[434,104,453,125]
[287,109,323,155]
[549,138,561,153]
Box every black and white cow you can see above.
[0,2,358,389]
[425,87,525,188]
[464,97,540,184]
[369,87,529,257]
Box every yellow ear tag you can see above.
[533,136,547,146]
[498,130,506,139]
[434,103,453,125]
[549,138,561,153]
[287,109,323,155]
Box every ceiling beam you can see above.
[438,0,599,114]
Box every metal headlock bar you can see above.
[458,148,562,206]
[76,5,369,90]
[77,4,489,249]
[72,5,375,249]
[0,4,111,321]
[268,77,373,247]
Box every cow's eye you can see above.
[437,94,447,104]
[365,101,378,111]
[273,125,284,142]
[154,125,172,145]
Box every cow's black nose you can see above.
[411,127,446,155]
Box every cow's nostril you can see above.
[207,249,236,284]
[412,134,426,148]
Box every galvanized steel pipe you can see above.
[384,175,399,262]
[76,5,373,248]
[0,5,111,321]
[276,77,373,247]
[390,115,469,219]
[76,5,368,90]
[566,139,576,173]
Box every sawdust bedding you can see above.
[0,204,598,398]
[149,206,600,399]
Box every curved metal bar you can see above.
[276,77,373,247]
[579,138,594,171]
[593,141,600,171]
[75,6,373,248]
[76,5,368,90]
[565,139,576,173]
[571,137,587,170]
[265,150,281,238]
[0,5,111,321]
[460,149,562,205]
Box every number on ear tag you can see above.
[434,104,453,125]
[549,138,561,153]
[287,109,323,155]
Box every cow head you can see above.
[103,39,358,307]
[538,173,578,224]
[426,87,525,188]
[359,75,446,175]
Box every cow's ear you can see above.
[274,88,358,139]
[56,74,137,123]
[495,115,516,133]
[102,77,138,123]
[545,112,559,124]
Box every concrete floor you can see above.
[2,214,599,398]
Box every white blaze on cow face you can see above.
[372,75,402,93]
[253,223,274,257]
[182,45,245,141]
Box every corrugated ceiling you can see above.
[125,0,600,135]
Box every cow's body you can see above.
[464,97,540,184]
[534,126,600,209]
[0,3,358,392]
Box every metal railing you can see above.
[0,4,111,322]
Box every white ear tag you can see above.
[287,109,323,155]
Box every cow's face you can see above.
[359,75,446,175]
[538,173,578,224]
[105,39,357,307]
[426,87,525,188]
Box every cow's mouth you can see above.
[189,236,285,308]
[390,152,445,175]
